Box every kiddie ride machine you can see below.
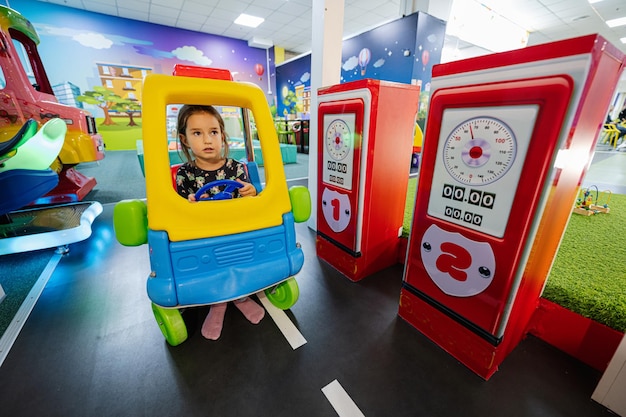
[399,34,626,380]
[0,118,102,255]
[0,6,104,255]
[113,65,311,346]
[0,6,104,202]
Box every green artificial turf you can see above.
[543,192,626,332]
[403,178,418,238]
[402,178,626,332]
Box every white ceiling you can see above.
[28,0,626,63]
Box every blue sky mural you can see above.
[413,12,447,96]
[275,54,311,117]
[341,14,419,84]
[275,12,445,118]
[8,0,276,119]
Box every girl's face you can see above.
[181,112,224,170]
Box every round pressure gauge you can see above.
[443,116,517,185]
[325,119,352,161]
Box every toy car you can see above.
[113,66,310,346]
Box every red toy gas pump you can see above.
[316,79,420,281]
[399,34,626,379]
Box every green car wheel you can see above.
[151,303,188,346]
[113,199,148,246]
[265,277,299,310]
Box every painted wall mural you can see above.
[275,12,446,125]
[341,13,419,84]
[413,12,447,125]
[275,54,312,119]
[8,0,276,150]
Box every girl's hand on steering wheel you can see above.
[237,179,257,197]
[188,193,206,202]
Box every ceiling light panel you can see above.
[234,13,264,28]
[606,16,626,28]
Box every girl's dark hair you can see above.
[177,104,230,163]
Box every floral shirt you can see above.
[175,159,249,199]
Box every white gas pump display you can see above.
[428,106,538,238]
[322,113,356,191]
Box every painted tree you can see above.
[282,90,301,116]
[76,86,127,125]
[112,99,142,127]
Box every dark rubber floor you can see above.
[0,202,613,416]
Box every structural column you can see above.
[307,0,344,230]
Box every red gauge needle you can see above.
[469,124,474,139]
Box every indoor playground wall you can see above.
[7,0,276,151]
[275,11,446,120]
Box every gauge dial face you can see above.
[443,117,517,185]
[325,119,352,161]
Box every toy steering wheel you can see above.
[194,179,243,201]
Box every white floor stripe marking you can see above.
[322,379,366,417]
[0,251,63,368]
[286,176,309,183]
[257,291,307,350]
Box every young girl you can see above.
[176,104,257,200]
[175,104,265,340]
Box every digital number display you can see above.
[439,183,498,226]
